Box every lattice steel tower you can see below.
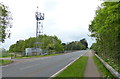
[35,6,44,52]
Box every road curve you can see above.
[2,50,88,77]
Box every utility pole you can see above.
[35,6,44,55]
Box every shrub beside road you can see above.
[93,56,114,78]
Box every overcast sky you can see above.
[1,0,103,50]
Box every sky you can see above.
[1,0,103,50]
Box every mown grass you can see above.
[0,60,13,66]
[54,56,88,78]
[15,53,61,59]
[93,56,114,78]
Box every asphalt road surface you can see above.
[2,50,88,77]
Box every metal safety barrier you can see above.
[95,54,120,78]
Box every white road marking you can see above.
[49,52,87,78]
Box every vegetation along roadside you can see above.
[53,56,88,78]
[93,56,115,78]
[0,60,13,66]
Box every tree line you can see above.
[9,35,88,54]
[9,35,64,53]
[63,38,88,50]
[89,2,120,72]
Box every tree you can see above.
[9,35,64,53]
[80,38,88,48]
[64,39,88,50]
[0,3,12,43]
[89,2,120,72]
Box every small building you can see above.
[25,48,42,56]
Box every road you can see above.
[2,50,88,77]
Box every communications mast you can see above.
[35,6,44,54]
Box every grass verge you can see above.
[54,56,88,78]
[15,53,61,59]
[0,60,13,66]
[93,56,114,78]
